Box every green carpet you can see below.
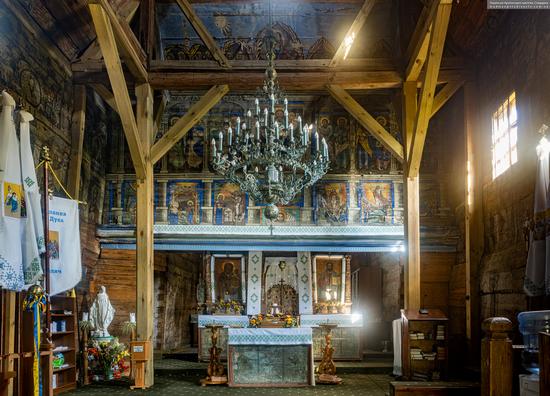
[66,373,392,395]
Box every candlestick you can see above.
[211,138,217,157]
[270,93,275,113]
[284,98,288,113]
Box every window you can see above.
[492,92,518,179]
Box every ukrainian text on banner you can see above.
[0,91,24,291]
[48,197,82,295]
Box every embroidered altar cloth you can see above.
[228,328,312,345]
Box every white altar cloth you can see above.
[300,314,364,327]
[228,328,313,345]
[198,315,249,328]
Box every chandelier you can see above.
[210,31,330,221]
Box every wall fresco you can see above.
[313,182,349,224]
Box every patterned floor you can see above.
[66,373,392,395]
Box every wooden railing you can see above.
[481,317,513,396]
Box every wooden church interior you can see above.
[1,0,549,395]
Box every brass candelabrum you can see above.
[201,325,227,386]
[317,323,342,385]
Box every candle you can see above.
[275,122,279,140]
[228,126,232,146]
[255,98,260,115]
[284,109,289,129]
[289,123,294,142]
[284,98,288,113]
[298,116,302,134]
[315,132,320,152]
[270,93,275,113]
[130,312,136,324]
[255,121,260,141]
[82,312,89,321]
[211,138,217,157]
[322,137,328,157]
[264,108,269,127]
[236,117,241,137]
[218,131,223,152]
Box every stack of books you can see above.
[437,346,447,360]
[410,348,424,360]
[423,352,436,361]
[436,325,445,340]
[409,332,425,340]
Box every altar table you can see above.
[197,315,248,361]
[301,314,364,360]
[227,328,314,387]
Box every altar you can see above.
[227,328,314,387]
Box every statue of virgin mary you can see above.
[89,285,116,338]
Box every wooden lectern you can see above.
[129,341,151,390]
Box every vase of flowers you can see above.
[87,337,129,381]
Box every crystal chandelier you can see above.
[210,40,330,220]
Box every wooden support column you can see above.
[464,82,482,359]
[403,81,421,310]
[135,83,155,387]
[67,85,87,199]
[1,291,16,396]
[481,318,513,396]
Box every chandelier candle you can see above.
[210,37,330,220]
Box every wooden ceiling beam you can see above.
[327,84,404,162]
[174,0,231,68]
[89,3,147,179]
[407,1,452,178]
[90,0,148,82]
[79,0,140,61]
[431,79,464,118]
[405,0,440,82]
[90,83,118,113]
[329,0,377,67]
[151,84,229,164]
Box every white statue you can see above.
[89,285,115,338]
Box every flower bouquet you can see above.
[87,337,129,381]
[248,314,263,328]
[283,315,298,328]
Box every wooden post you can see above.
[344,255,352,310]
[1,291,16,396]
[82,328,89,385]
[539,332,550,396]
[481,317,513,396]
[464,82,482,360]
[67,85,87,200]
[135,83,155,388]
[403,81,421,310]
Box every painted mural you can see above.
[167,181,202,225]
[314,182,348,224]
[122,181,137,225]
[356,111,400,173]
[167,123,206,172]
[212,182,247,225]
[358,181,393,224]
[318,115,351,173]
[260,192,303,225]
[156,1,396,61]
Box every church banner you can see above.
[20,110,44,286]
[0,91,25,291]
[297,252,313,314]
[246,251,262,315]
[48,197,82,296]
[525,137,549,296]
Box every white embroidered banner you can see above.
[49,197,82,295]
[297,252,313,314]
[246,251,262,315]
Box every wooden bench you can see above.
[389,381,480,396]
